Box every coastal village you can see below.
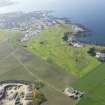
[0,11,58,42]
[0,10,104,105]
[0,11,86,43]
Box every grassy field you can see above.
[73,64,105,105]
[0,30,6,40]
[0,29,10,41]
[27,24,100,77]
[26,24,105,105]
[0,26,104,105]
[0,29,77,105]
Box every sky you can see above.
[0,0,105,43]
[0,0,57,13]
[0,0,16,7]
[0,0,105,14]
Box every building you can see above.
[69,41,83,48]
[96,52,105,62]
[63,88,84,99]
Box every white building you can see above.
[69,42,83,48]
[96,52,105,58]
[64,88,75,97]
[63,88,84,99]
[96,52,105,62]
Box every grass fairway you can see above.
[0,27,104,105]
[0,29,10,41]
[0,29,77,105]
[73,64,105,105]
[27,24,100,77]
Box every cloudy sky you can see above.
[0,0,15,7]
[0,0,53,13]
[0,0,104,14]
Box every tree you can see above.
[34,91,47,105]
[63,32,69,41]
[34,81,44,90]
[88,47,96,56]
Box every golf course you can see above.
[26,24,105,105]
[0,23,105,105]
[0,29,77,105]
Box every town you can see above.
[0,11,86,43]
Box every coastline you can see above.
[0,10,104,46]
[61,18,105,46]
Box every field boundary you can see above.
[12,53,65,95]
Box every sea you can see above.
[0,0,105,44]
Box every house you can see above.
[67,36,83,48]
[63,88,84,99]
[96,52,105,62]
[69,41,83,48]
[64,88,75,97]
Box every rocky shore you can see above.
[0,11,90,44]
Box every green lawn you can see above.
[73,64,105,105]
[0,30,9,41]
[0,29,77,105]
[0,27,104,105]
[27,24,100,77]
